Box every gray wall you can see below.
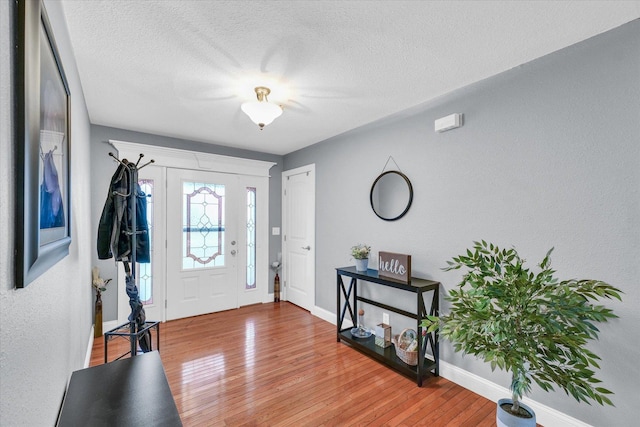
[0,1,94,425]
[90,125,284,321]
[284,20,639,427]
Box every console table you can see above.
[336,266,439,386]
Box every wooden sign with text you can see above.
[378,251,411,283]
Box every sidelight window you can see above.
[246,187,256,289]
[138,179,153,305]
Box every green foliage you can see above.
[422,241,622,409]
[351,244,371,260]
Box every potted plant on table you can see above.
[422,241,622,426]
[351,244,371,272]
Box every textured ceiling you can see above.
[61,1,640,155]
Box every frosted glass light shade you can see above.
[241,101,283,128]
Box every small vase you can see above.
[94,292,103,338]
[274,272,281,303]
[355,258,368,272]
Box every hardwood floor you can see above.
[90,302,499,426]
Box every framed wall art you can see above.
[15,0,71,288]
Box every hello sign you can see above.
[378,251,411,283]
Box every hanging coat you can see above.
[97,163,150,263]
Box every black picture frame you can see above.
[15,0,71,288]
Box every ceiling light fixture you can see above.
[241,86,283,130]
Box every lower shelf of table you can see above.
[338,329,437,386]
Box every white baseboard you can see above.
[311,304,354,329]
[311,305,335,324]
[439,360,591,427]
[313,304,589,427]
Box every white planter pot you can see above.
[496,398,536,427]
[354,258,368,272]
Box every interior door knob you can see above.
[230,249,237,255]
[302,245,311,250]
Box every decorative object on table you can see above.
[351,244,371,272]
[271,261,281,302]
[392,328,418,366]
[375,323,392,348]
[91,266,112,338]
[15,0,72,288]
[351,309,372,338]
[378,251,411,283]
[422,241,623,426]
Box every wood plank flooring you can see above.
[90,302,499,426]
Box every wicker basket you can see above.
[392,328,418,366]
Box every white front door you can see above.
[165,169,239,320]
[282,164,315,311]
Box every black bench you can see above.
[57,351,181,426]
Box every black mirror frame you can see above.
[369,170,413,221]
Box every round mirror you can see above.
[370,171,413,221]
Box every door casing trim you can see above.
[109,140,275,177]
[111,140,275,324]
[281,163,316,309]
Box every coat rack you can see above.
[103,152,159,362]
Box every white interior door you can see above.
[282,164,315,311]
[165,169,239,320]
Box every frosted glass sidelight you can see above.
[246,187,256,289]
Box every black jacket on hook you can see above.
[97,163,150,263]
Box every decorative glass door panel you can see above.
[237,174,267,308]
[246,187,256,290]
[182,182,226,269]
[138,179,154,305]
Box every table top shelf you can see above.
[336,266,439,292]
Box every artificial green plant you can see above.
[351,244,371,260]
[422,241,622,416]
